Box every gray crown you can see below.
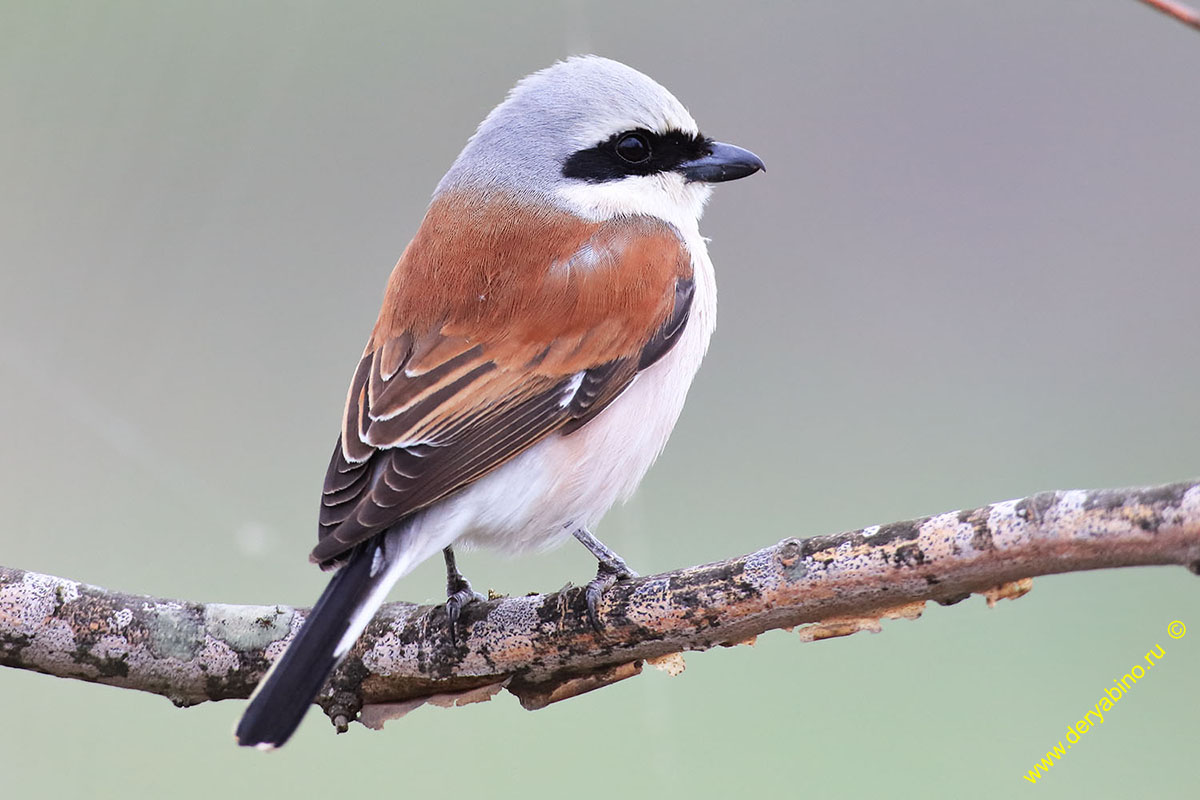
[436,56,698,201]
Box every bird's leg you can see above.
[442,546,485,645]
[572,528,638,631]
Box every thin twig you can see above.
[2,481,1199,734]
[1137,0,1200,32]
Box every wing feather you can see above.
[312,196,696,566]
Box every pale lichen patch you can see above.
[204,604,293,651]
[58,580,81,604]
[623,576,689,632]
[919,511,979,560]
[1046,490,1089,539]
[93,634,130,658]
[197,635,241,676]
[361,628,421,677]
[459,596,540,669]
[26,619,79,669]
[1182,484,1200,515]
[2,572,63,632]
[148,603,203,661]
[986,498,1029,547]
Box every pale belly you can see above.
[405,252,716,558]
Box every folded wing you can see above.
[312,196,694,566]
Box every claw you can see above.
[584,567,617,631]
[444,584,485,646]
[572,529,637,632]
[441,546,484,647]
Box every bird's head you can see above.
[436,55,764,232]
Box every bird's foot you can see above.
[583,558,638,632]
[443,580,486,646]
[441,547,485,646]
[571,528,638,631]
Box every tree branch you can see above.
[1137,0,1200,33]
[3,481,1199,733]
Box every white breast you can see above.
[381,166,719,570]
[401,231,716,558]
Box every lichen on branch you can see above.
[2,481,1199,733]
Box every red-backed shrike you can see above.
[235,55,763,749]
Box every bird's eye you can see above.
[614,132,652,164]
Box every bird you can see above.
[234,55,763,749]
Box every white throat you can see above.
[555,172,713,242]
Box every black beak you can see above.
[677,141,765,183]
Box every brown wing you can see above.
[311,192,694,566]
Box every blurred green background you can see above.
[2,1,1198,797]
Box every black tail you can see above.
[235,540,388,749]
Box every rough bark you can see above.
[3,481,1199,733]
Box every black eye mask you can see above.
[562,128,712,183]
